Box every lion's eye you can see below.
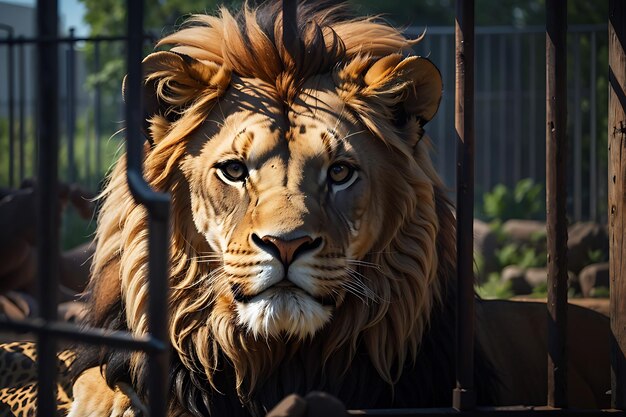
[328,163,355,185]
[218,161,248,182]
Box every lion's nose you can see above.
[252,234,322,266]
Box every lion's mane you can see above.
[78,2,464,415]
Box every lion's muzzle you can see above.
[251,234,323,267]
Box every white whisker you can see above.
[340,129,366,141]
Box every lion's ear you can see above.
[122,51,230,145]
[363,54,443,125]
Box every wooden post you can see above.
[546,0,568,408]
[453,0,476,410]
[609,0,626,410]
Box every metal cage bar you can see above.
[608,0,626,409]
[453,0,476,411]
[34,0,60,415]
[545,0,569,408]
[124,1,171,417]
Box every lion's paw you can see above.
[67,367,147,417]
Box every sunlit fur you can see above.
[83,1,455,415]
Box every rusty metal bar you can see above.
[609,1,626,409]
[545,0,568,408]
[35,0,59,415]
[453,0,476,411]
[125,1,170,416]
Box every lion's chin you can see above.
[235,288,333,339]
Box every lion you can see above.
[62,1,611,416]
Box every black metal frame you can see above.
[0,1,624,416]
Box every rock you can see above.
[579,262,609,298]
[502,219,546,251]
[524,267,548,288]
[474,219,498,283]
[501,265,531,295]
[502,267,577,296]
[567,222,608,274]
[524,267,578,293]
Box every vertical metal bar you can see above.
[608,1,626,409]
[66,28,76,182]
[589,31,597,222]
[498,36,506,186]
[437,35,448,182]
[94,42,102,181]
[453,0,475,411]
[35,1,59,416]
[573,33,582,221]
[482,34,492,190]
[7,31,15,187]
[530,34,537,181]
[513,33,522,182]
[126,2,170,417]
[18,39,26,182]
[546,0,568,408]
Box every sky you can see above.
[2,0,89,35]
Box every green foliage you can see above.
[495,243,546,270]
[591,286,610,298]
[476,272,514,300]
[530,281,548,298]
[475,217,547,300]
[0,118,38,185]
[587,248,606,265]
[482,178,545,221]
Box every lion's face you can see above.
[182,74,392,338]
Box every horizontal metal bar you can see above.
[0,318,166,352]
[0,25,606,45]
[350,407,626,416]
[0,34,156,44]
[404,24,605,35]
